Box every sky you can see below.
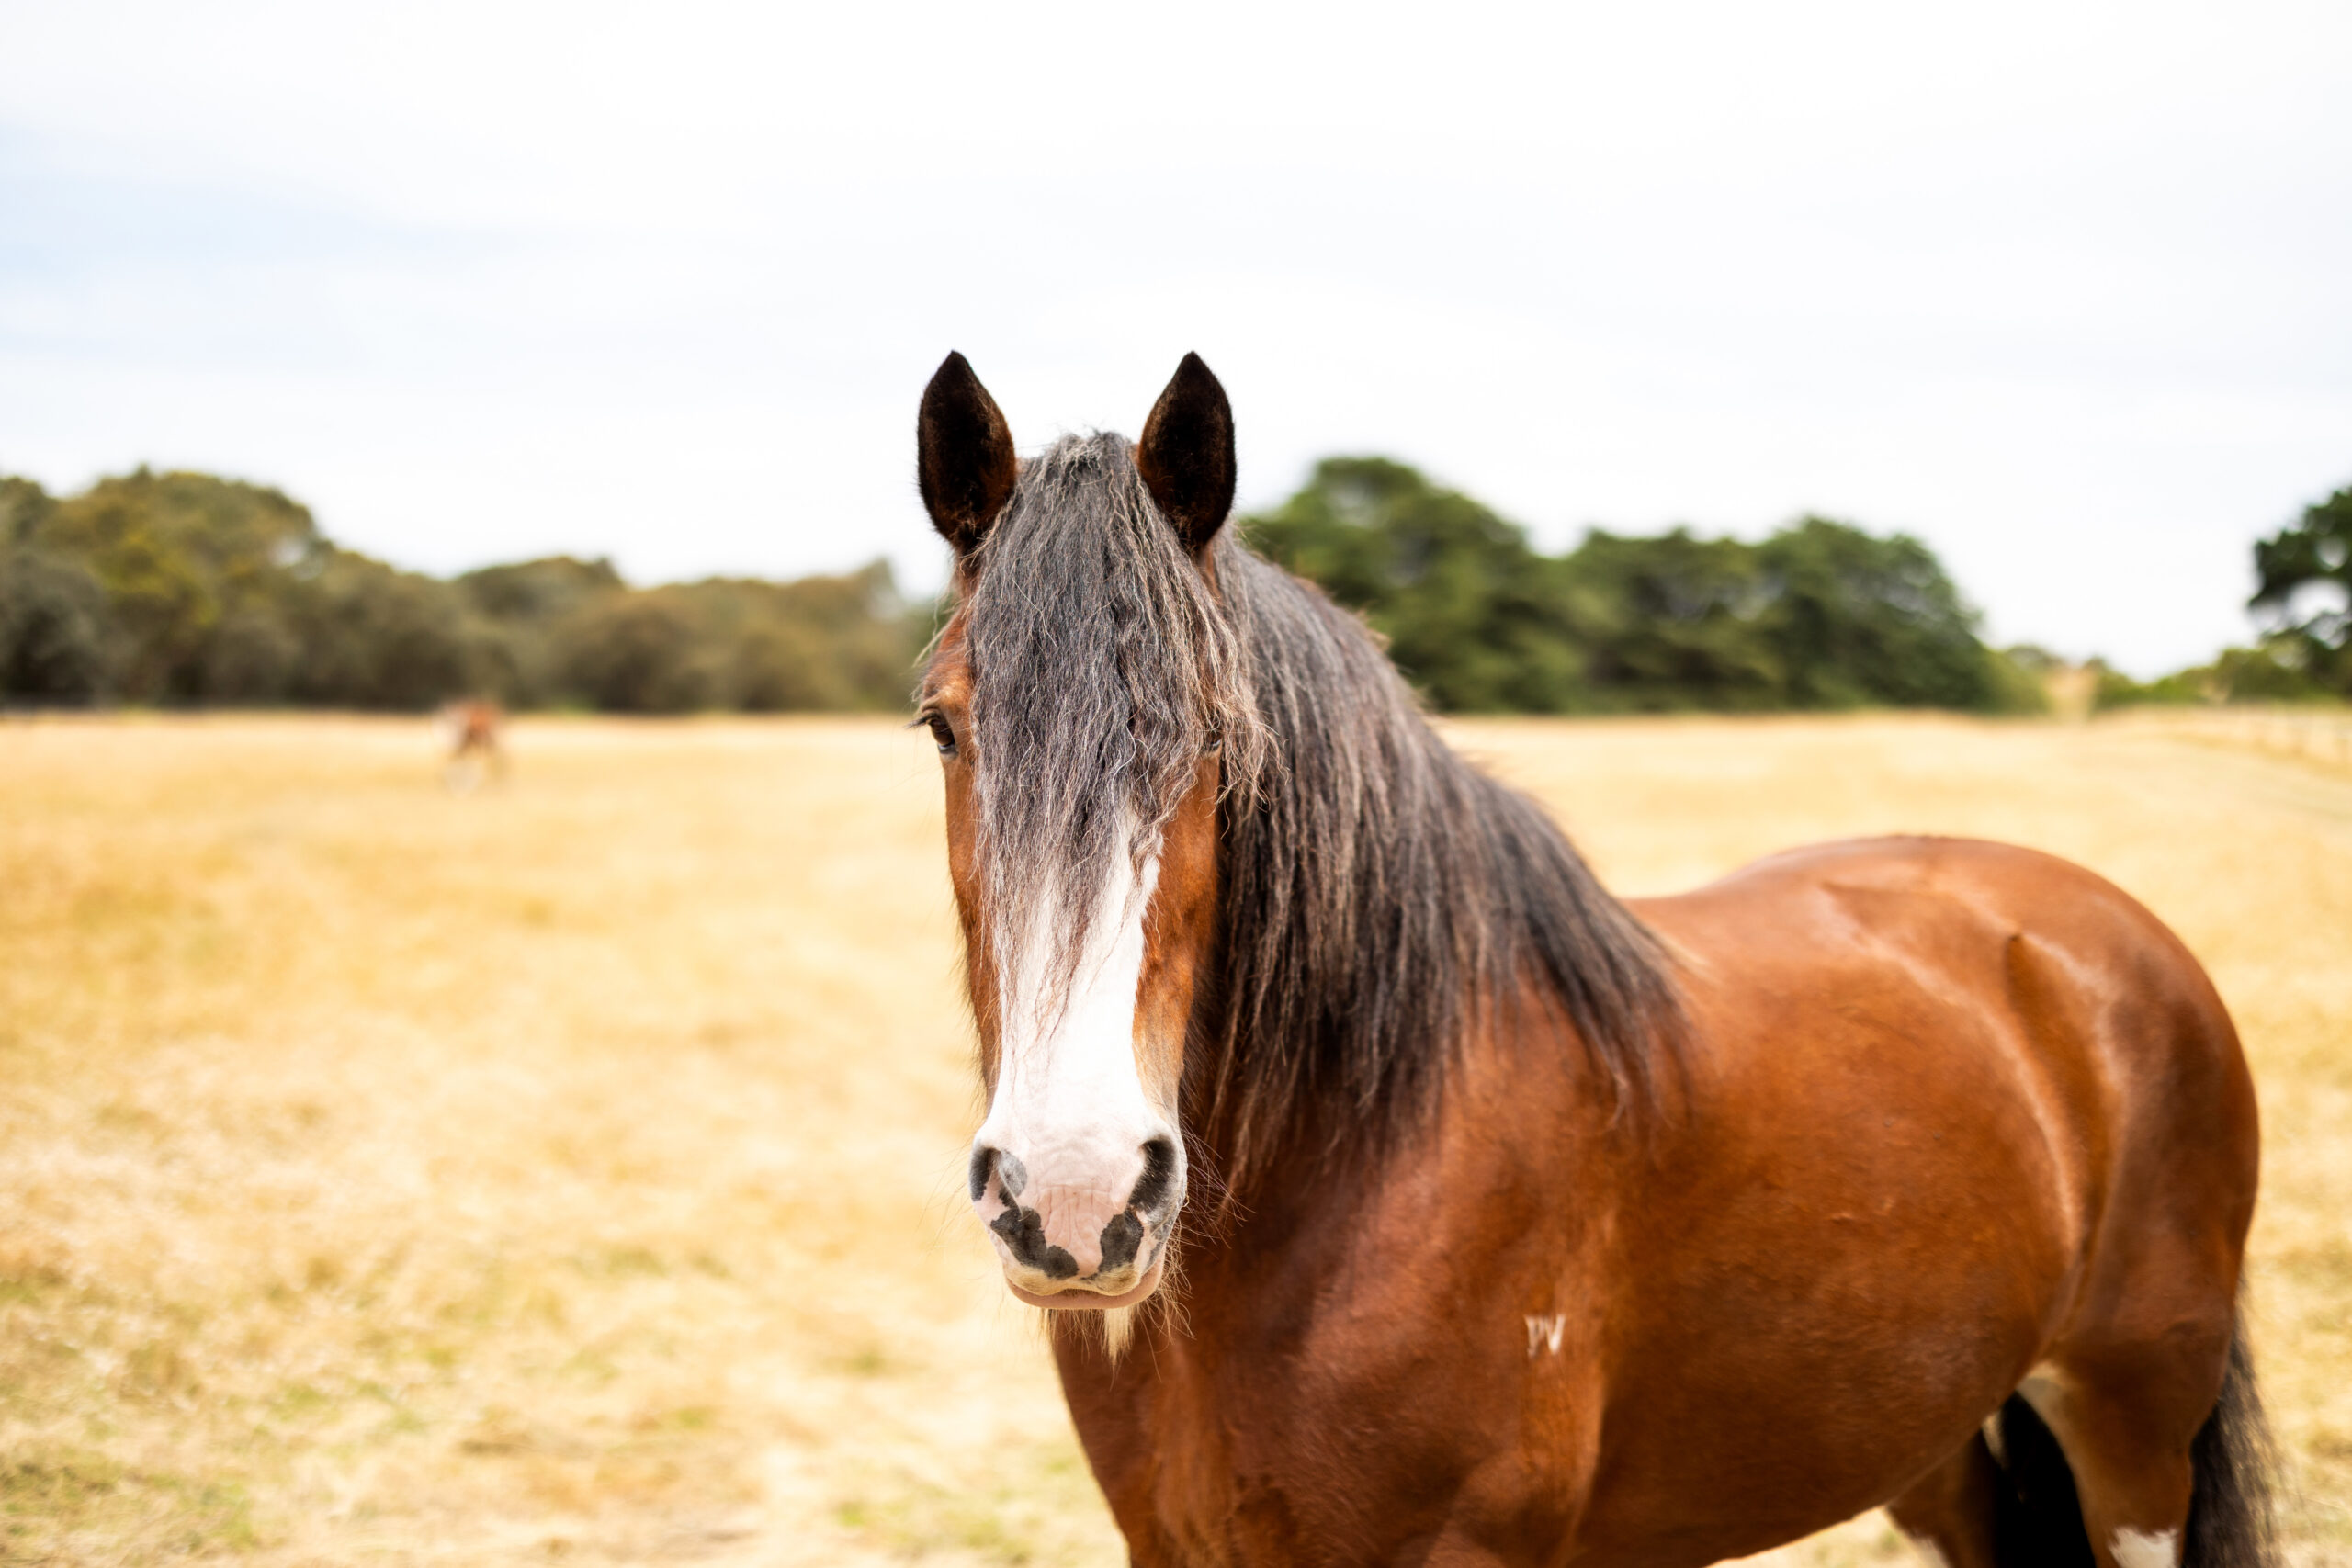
[3,1,2348,676]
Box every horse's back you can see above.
[1640,834,2253,1190]
[1636,833,2256,1283]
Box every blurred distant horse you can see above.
[437,700,504,793]
[909,352,2273,1568]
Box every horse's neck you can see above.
[1184,998,1627,1292]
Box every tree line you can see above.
[1246,458,2043,713]
[2092,479,2352,707]
[4,461,2346,714]
[0,469,925,712]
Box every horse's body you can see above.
[1057,838,2256,1567]
[908,353,2271,1568]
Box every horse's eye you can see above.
[926,714,959,757]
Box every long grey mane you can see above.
[952,432,1680,1192]
[961,435,1268,1021]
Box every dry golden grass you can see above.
[0,711,2345,1565]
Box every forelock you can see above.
[958,434,1264,1024]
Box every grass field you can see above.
[2,712,2346,1566]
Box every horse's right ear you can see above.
[918,351,1019,556]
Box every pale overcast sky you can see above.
[4,1,2347,674]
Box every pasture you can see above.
[1,713,2346,1566]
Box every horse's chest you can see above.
[1083,1302,1603,1566]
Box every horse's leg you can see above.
[2014,1353,2202,1568]
[2002,925,2264,1568]
[2008,1186,2267,1568]
[1885,1434,2005,1568]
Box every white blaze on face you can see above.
[971,838,1183,1292]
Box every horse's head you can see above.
[913,352,1261,1310]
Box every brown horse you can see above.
[438,699,504,793]
[911,352,2272,1568]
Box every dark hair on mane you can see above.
[958,435,1268,1026]
[948,432,1681,1194]
[1202,526,1683,1191]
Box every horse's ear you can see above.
[918,351,1019,556]
[1136,352,1236,555]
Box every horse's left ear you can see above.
[1136,352,1237,555]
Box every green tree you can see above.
[2251,481,2352,694]
[277,552,492,709]
[1243,459,1587,711]
[2,468,931,713]
[1246,459,2028,714]
[2091,644,2333,709]
[454,556,627,704]
[1753,517,2007,710]
[551,591,718,713]
[679,563,923,711]
[3,477,118,703]
[1,540,118,703]
[546,563,923,714]
[1555,528,1781,711]
[28,469,323,702]
[455,555,626,622]
[2,476,54,545]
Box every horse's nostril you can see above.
[1133,1135,1181,1215]
[970,1145,1028,1202]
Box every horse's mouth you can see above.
[1004,1258,1165,1311]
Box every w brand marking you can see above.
[1525,1314,1566,1357]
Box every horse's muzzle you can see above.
[969,1135,1182,1307]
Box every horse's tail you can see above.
[2183,1317,2278,1568]
[1988,1309,2276,1568]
